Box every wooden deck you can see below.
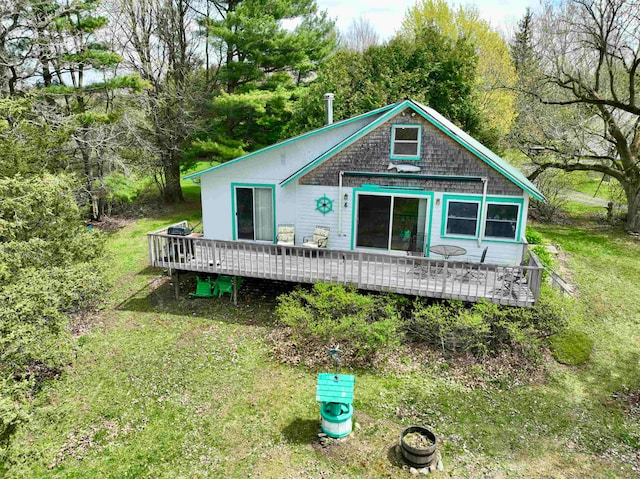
[148,222,543,307]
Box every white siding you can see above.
[295,185,352,250]
[200,115,379,242]
[201,173,233,240]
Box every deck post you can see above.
[233,275,238,306]
[442,261,448,294]
[174,269,179,300]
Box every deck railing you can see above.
[148,222,543,307]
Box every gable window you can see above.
[484,203,519,239]
[445,201,479,236]
[391,125,421,159]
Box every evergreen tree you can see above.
[188,0,336,163]
[510,8,535,74]
[287,25,479,139]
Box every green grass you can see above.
[571,172,608,198]
[3,203,640,477]
[181,161,217,203]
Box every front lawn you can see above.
[3,203,639,478]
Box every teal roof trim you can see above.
[280,102,408,187]
[280,99,543,201]
[182,103,397,180]
[409,100,544,201]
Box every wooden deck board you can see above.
[147,229,539,307]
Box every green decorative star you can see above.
[315,195,333,215]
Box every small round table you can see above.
[429,245,467,260]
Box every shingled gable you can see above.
[280,99,544,201]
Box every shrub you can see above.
[0,174,107,451]
[406,296,567,362]
[549,329,593,365]
[531,244,554,269]
[526,227,543,245]
[407,300,490,358]
[275,284,401,362]
[0,379,29,458]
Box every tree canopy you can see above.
[512,0,640,232]
[401,0,517,145]
[287,24,479,138]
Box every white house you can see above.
[184,99,543,266]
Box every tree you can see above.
[0,174,106,452]
[401,0,517,145]
[287,25,479,138]
[112,0,201,202]
[197,0,336,162]
[510,7,535,74]
[0,0,146,217]
[515,0,640,232]
[0,97,69,177]
[341,16,380,53]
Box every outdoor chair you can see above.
[189,276,215,298]
[212,275,243,299]
[276,224,295,246]
[303,226,330,249]
[460,247,488,282]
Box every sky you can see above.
[316,0,537,39]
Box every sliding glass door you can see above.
[356,194,427,253]
[235,186,274,242]
[356,195,391,248]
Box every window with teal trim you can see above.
[485,203,519,239]
[391,125,421,158]
[446,201,479,236]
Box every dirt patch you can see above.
[88,215,136,233]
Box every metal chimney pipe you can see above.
[324,93,335,125]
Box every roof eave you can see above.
[182,103,398,181]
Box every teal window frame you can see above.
[441,197,481,239]
[230,183,277,243]
[440,194,525,244]
[484,200,521,241]
[350,185,434,256]
[390,124,422,160]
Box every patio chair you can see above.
[460,247,488,282]
[303,226,330,249]
[276,224,295,246]
[189,276,215,298]
[212,275,243,299]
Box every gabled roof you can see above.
[280,101,409,186]
[185,98,544,201]
[281,99,544,201]
[410,100,544,201]
[182,102,397,180]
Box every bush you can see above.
[406,296,567,362]
[406,300,490,358]
[275,284,401,362]
[531,244,554,269]
[549,329,593,365]
[526,227,543,245]
[0,379,29,458]
[0,174,107,451]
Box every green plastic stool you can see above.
[213,276,242,298]
[189,276,215,298]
